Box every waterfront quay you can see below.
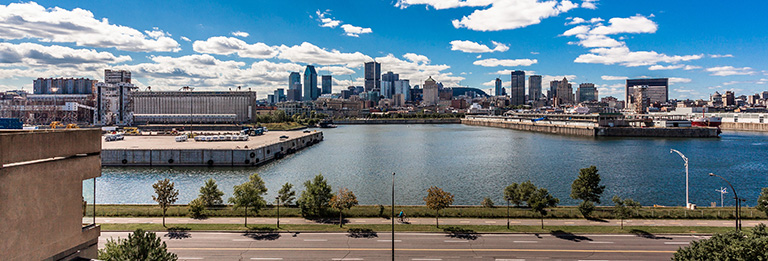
[464,114,720,138]
[101,130,323,167]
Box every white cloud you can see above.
[394,0,494,10]
[473,58,537,67]
[723,79,767,86]
[317,66,355,75]
[482,80,497,86]
[705,66,756,76]
[180,36,191,42]
[648,64,683,70]
[597,83,625,97]
[0,42,132,66]
[574,46,703,67]
[668,77,692,85]
[566,17,586,25]
[403,53,430,63]
[601,75,627,81]
[0,2,180,52]
[449,40,509,53]
[684,65,701,70]
[192,36,278,59]
[340,24,372,37]
[316,10,341,28]
[375,53,464,86]
[588,15,657,35]
[709,54,734,58]
[581,0,598,9]
[277,42,371,67]
[231,31,250,38]
[451,0,578,31]
[573,34,623,48]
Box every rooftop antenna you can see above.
[716,187,728,207]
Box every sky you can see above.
[0,0,766,100]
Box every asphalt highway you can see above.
[99,231,706,260]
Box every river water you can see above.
[88,124,768,207]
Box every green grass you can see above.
[257,122,306,131]
[89,204,768,220]
[100,223,737,234]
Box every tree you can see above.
[673,223,768,260]
[330,187,359,227]
[757,188,768,217]
[570,166,605,217]
[152,178,179,227]
[277,182,297,206]
[298,174,334,217]
[98,229,177,261]
[198,178,224,207]
[423,186,454,228]
[228,173,268,227]
[481,197,495,208]
[612,196,641,229]
[504,181,536,207]
[527,187,559,228]
[188,197,206,219]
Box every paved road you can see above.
[100,231,705,260]
[95,217,767,227]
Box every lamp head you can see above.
[709,173,715,176]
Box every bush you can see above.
[188,198,206,219]
[673,223,768,260]
[98,229,177,261]
[481,197,495,208]
[578,201,595,217]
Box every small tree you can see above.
[504,181,537,207]
[481,197,495,208]
[757,188,768,217]
[188,198,206,219]
[198,178,224,207]
[228,173,268,227]
[570,166,605,218]
[298,174,334,217]
[98,229,178,261]
[527,187,559,228]
[152,178,179,227]
[277,182,297,206]
[330,187,359,227]
[423,186,454,228]
[673,223,768,260]
[612,196,641,229]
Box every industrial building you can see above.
[132,91,258,124]
[626,78,668,105]
[33,78,96,95]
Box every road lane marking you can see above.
[484,221,497,224]
[332,259,363,260]
[167,247,676,253]
[356,220,367,223]
[444,240,468,243]
[496,259,525,261]
[588,241,614,244]
[513,241,538,243]
[460,221,470,223]
[179,258,204,260]
[250,258,283,260]
[412,259,442,261]
[664,242,690,245]
[303,239,328,242]
[377,240,402,242]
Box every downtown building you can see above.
[510,70,525,106]
[33,78,96,95]
[625,78,668,106]
[528,75,542,101]
[303,65,318,101]
[321,75,332,95]
[422,76,439,106]
[364,61,381,92]
[287,72,302,101]
[576,83,598,103]
[494,78,502,96]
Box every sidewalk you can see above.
[93,217,768,227]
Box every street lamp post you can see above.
[275,196,280,228]
[709,173,740,230]
[391,172,395,261]
[670,149,690,209]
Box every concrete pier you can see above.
[101,131,323,167]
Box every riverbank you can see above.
[335,118,461,124]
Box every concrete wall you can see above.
[463,118,720,138]
[102,132,324,167]
[720,122,768,132]
[0,130,101,260]
[462,118,596,136]
[335,118,461,124]
[596,127,719,138]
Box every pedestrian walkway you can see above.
[94,217,768,227]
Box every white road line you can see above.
[332,258,363,261]
[377,240,402,242]
[444,240,468,243]
[588,241,614,244]
[484,221,496,224]
[664,242,690,245]
[513,241,538,243]
[460,221,470,223]
[303,239,328,242]
[496,259,525,261]
[412,259,442,261]
[179,258,204,260]
[250,258,283,260]
[356,220,367,223]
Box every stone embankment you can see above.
[335,119,461,124]
[462,117,719,138]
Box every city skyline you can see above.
[0,1,766,100]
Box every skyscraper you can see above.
[422,76,439,106]
[556,77,573,104]
[104,69,131,84]
[321,75,332,95]
[510,70,525,106]
[528,75,542,101]
[382,71,399,98]
[576,83,598,103]
[494,78,502,96]
[394,80,411,102]
[626,78,668,105]
[303,65,318,101]
[288,72,301,101]
[364,61,381,92]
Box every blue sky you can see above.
[0,0,766,100]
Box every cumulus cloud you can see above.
[482,80,497,86]
[601,75,627,81]
[0,42,131,66]
[668,77,692,85]
[375,53,464,86]
[0,2,180,52]
[705,66,756,76]
[473,58,538,67]
[648,64,684,70]
[397,0,580,31]
[588,15,657,35]
[180,36,191,42]
[317,66,355,75]
[449,40,509,53]
[231,31,250,37]
[192,36,278,59]
[581,0,598,9]
[403,53,430,63]
[710,54,734,58]
[316,10,341,28]
[340,24,372,37]
[565,17,586,25]
[277,42,371,67]
[575,46,702,67]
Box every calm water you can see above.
[87,124,768,207]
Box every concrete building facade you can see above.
[321,75,332,95]
[104,69,131,84]
[510,70,525,106]
[626,78,668,105]
[576,83,598,103]
[494,78,502,96]
[364,61,381,92]
[132,91,258,123]
[528,75,542,101]
[556,77,574,105]
[33,78,96,95]
[422,76,439,106]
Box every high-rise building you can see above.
[556,77,573,105]
[288,72,301,101]
[381,81,393,99]
[321,75,332,95]
[382,71,399,98]
[303,65,318,101]
[576,83,598,103]
[274,88,286,104]
[422,76,439,106]
[528,75,542,101]
[364,61,381,92]
[394,80,410,102]
[510,70,525,106]
[104,69,131,84]
[725,91,735,106]
[549,80,560,100]
[494,78,502,96]
[626,78,668,105]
